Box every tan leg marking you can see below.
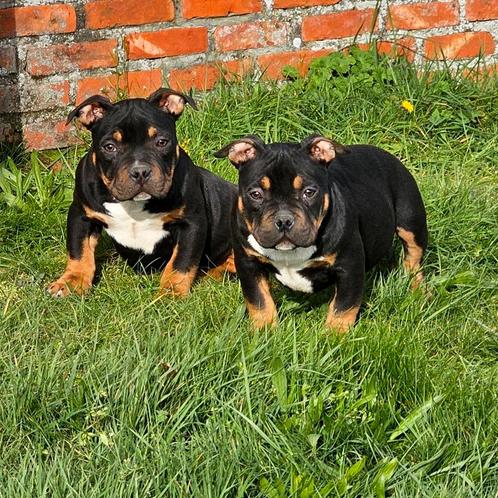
[206,252,236,280]
[397,227,424,289]
[243,246,271,264]
[159,245,197,297]
[325,297,360,333]
[307,252,336,269]
[47,234,99,297]
[83,205,111,225]
[161,205,185,224]
[246,276,278,329]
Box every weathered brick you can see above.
[425,31,495,59]
[258,49,331,79]
[0,4,76,39]
[21,80,70,112]
[214,21,288,52]
[183,0,262,19]
[27,40,117,77]
[388,1,459,30]
[302,9,378,42]
[358,38,417,62]
[0,46,16,74]
[127,69,164,97]
[222,59,257,78]
[168,64,220,91]
[85,0,175,29]
[126,27,208,60]
[467,0,498,21]
[275,0,341,8]
[23,119,78,151]
[0,84,19,113]
[76,69,163,103]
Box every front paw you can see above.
[325,305,360,333]
[47,274,92,298]
[159,269,197,298]
[247,303,278,330]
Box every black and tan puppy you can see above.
[48,88,236,298]
[215,135,427,331]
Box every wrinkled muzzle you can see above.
[252,207,319,250]
[105,160,174,201]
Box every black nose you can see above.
[129,164,152,183]
[274,211,295,232]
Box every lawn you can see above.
[0,50,497,497]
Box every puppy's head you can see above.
[215,135,347,251]
[67,88,197,201]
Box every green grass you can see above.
[1,52,497,497]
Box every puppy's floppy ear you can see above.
[214,135,265,168]
[301,134,348,166]
[148,88,197,119]
[67,95,114,130]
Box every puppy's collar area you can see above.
[247,234,316,264]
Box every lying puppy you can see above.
[48,88,236,298]
[215,135,427,331]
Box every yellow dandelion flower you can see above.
[401,100,414,113]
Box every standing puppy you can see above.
[215,135,427,331]
[48,88,236,298]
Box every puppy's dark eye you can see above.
[303,187,318,200]
[102,143,117,153]
[248,189,264,201]
[156,138,168,147]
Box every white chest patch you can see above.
[103,201,169,254]
[247,235,317,293]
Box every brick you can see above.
[0,46,16,74]
[358,38,417,62]
[425,32,495,60]
[1,122,18,145]
[76,69,163,103]
[275,0,341,8]
[0,4,76,39]
[168,64,220,91]
[388,1,459,30]
[21,80,70,112]
[126,27,208,60]
[23,119,79,151]
[214,21,288,52]
[85,0,174,29]
[222,59,257,78]
[27,39,117,76]
[302,9,378,42]
[467,0,498,21]
[127,70,164,97]
[258,49,331,79]
[183,0,262,19]
[0,84,19,113]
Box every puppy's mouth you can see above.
[132,192,152,202]
[253,231,315,251]
[274,238,296,251]
[107,179,173,202]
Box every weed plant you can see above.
[0,48,497,497]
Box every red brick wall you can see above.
[1,0,497,150]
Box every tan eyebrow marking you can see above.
[148,126,157,138]
[293,175,303,190]
[113,130,122,142]
[260,176,271,190]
